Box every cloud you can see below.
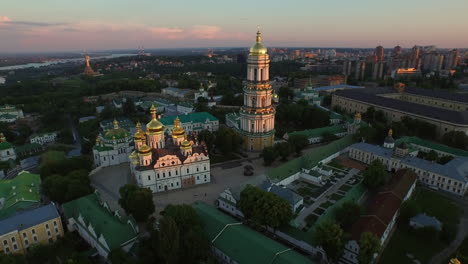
[0,16,11,22]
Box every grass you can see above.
[320,201,334,209]
[305,214,318,225]
[210,153,240,164]
[379,188,462,264]
[330,193,344,201]
[339,184,353,192]
[40,150,66,165]
[327,158,344,169]
[313,208,325,215]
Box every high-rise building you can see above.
[355,61,366,80]
[409,45,421,69]
[372,62,386,80]
[239,31,275,151]
[374,45,385,62]
[392,45,403,57]
[446,49,460,69]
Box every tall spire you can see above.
[256,30,262,43]
[150,104,157,119]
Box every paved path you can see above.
[429,190,468,264]
[295,168,360,228]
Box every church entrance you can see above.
[164,185,168,191]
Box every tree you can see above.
[357,232,381,264]
[137,230,163,264]
[362,159,387,190]
[194,97,209,112]
[238,185,292,229]
[197,130,215,152]
[278,86,294,103]
[314,220,344,261]
[42,169,93,203]
[159,216,180,264]
[119,184,155,222]
[108,248,134,264]
[398,200,420,228]
[123,98,136,116]
[443,131,468,150]
[0,253,27,264]
[261,146,278,166]
[321,131,339,143]
[334,201,362,230]
[426,150,438,161]
[274,142,292,161]
[215,126,243,154]
[287,134,309,155]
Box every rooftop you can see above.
[0,171,41,219]
[335,88,468,125]
[0,203,59,235]
[395,136,468,157]
[160,112,218,126]
[193,201,315,264]
[62,192,138,251]
[268,135,355,182]
[287,125,346,139]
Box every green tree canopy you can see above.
[287,134,309,155]
[118,184,155,222]
[197,130,215,152]
[334,201,362,231]
[357,232,381,264]
[314,220,345,261]
[261,146,278,166]
[362,159,387,190]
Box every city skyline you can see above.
[1,0,468,52]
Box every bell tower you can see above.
[239,30,275,151]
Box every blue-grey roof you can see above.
[0,204,60,234]
[314,84,364,92]
[258,180,303,206]
[350,142,468,183]
[410,213,442,230]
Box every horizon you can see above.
[1,0,468,53]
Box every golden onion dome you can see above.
[180,137,192,149]
[172,117,185,138]
[146,104,164,134]
[355,112,361,120]
[249,30,267,55]
[138,144,152,156]
[134,122,145,140]
[129,151,137,160]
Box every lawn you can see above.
[339,184,353,192]
[40,150,66,165]
[330,193,344,201]
[379,188,462,264]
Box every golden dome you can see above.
[355,112,361,120]
[146,104,164,134]
[249,30,267,55]
[0,133,6,142]
[138,144,152,155]
[172,117,185,138]
[134,122,145,140]
[449,258,461,264]
[180,135,192,149]
[388,129,393,136]
[129,151,137,160]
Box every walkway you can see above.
[295,168,360,228]
[429,190,468,264]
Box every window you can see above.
[5,248,9,253]
[47,231,51,237]
[197,167,199,172]
[11,237,15,243]
[176,171,178,175]
[148,175,151,181]
[45,224,49,229]
[157,173,160,179]
[197,176,199,180]
[13,244,17,250]
[22,233,27,238]
[176,182,179,186]
[169,171,171,177]
[187,168,189,173]
[3,240,7,246]
[53,221,57,226]
[24,240,29,246]
[171,183,173,187]
[33,236,38,242]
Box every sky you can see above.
[1,0,468,53]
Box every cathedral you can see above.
[129,105,210,193]
[93,119,133,168]
[238,30,276,151]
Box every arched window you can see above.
[251,97,256,107]
[260,69,263,81]
[254,69,257,81]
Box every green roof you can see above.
[0,141,14,150]
[102,127,129,140]
[193,201,315,264]
[268,135,355,182]
[0,171,41,219]
[395,136,468,157]
[62,193,138,251]
[288,125,346,139]
[160,112,218,126]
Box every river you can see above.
[0,53,138,71]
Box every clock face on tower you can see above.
[239,30,275,151]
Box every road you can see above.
[429,190,468,264]
[295,168,359,228]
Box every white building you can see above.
[0,133,16,162]
[29,132,58,145]
[129,105,210,193]
[93,120,133,168]
[162,87,194,99]
[160,112,219,135]
[349,135,468,196]
[194,83,209,102]
[0,105,24,123]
